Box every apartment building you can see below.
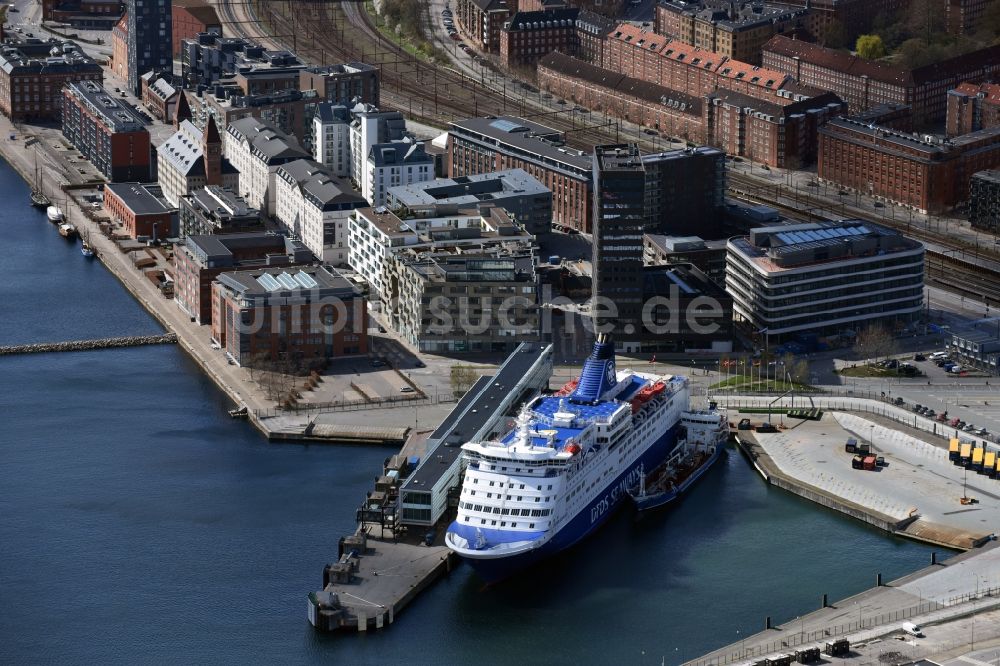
[224,116,310,215]
[61,80,151,181]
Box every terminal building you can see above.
[398,342,553,527]
[726,221,925,339]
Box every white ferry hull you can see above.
[447,424,680,583]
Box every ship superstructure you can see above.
[445,335,690,581]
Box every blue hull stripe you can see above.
[455,424,679,582]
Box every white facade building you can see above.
[225,117,309,216]
[347,206,533,306]
[274,159,368,266]
[364,140,434,207]
[726,221,925,337]
[312,103,352,177]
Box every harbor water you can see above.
[0,158,937,665]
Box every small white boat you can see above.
[58,223,78,239]
[81,243,95,258]
[47,206,64,223]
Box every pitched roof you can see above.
[538,51,702,115]
[763,35,913,86]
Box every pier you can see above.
[721,396,998,550]
[0,334,177,356]
[308,527,455,632]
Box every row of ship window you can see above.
[461,502,551,517]
[463,516,537,529]
[471,477,553,490]
[468,489,547,502]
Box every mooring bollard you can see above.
[765,615,772,630]
[822,593,828,608]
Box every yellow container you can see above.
[972,447,984,466]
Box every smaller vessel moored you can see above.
[80,240,95,257]
[59,222,78,239]
[47,205,64,223]
[628,402,729,512]
[30,189,51,208]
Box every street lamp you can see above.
[870,424,876,455]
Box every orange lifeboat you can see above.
[631,381,666,413]
[565,443,582,455]
[554,378,579,397]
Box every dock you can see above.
[308,526,455,632]
[723,397,998,551]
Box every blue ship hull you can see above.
[630,444,726,512]
[456,424,679,583]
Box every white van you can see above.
[901,622,924,637]
[930,352,948,360]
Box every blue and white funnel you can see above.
[570,334,617,403]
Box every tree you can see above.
[820,20,849,49]
[450,365,478,398]
[855,324,899,365]
[856,34,886,60]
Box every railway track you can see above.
[217,0,1000,300]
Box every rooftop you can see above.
[449,116,592,177]
[386,168,549,207]
[217,264,359,298]
[105,182,173,215]
[227,116,309,163]
[595,143,642,170]
[504,7,579,30]
[65,80,146,132]
[660,0,810,31]
[276,159,367,210]
[731,220,924,272]
[822,117,1000,156]
[183,231,310,266]
[0,36,102,75]
[369,141,432,167]
[538,52,702,115]
[183,186,259,221]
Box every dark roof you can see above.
[105,183,174,215]
[763,36,913,86]
[576,8,615,34]
[505,8,579,30]
[405,343,548,491]
[449,115,593,176]
[707,88,783,116]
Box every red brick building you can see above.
[173,232,312,325]
[104,183,176,239]
[171,0,221,57]
[41,0,122,25]
[538,48,843,167]
[500,8,580,68]
[211,265,367,368]
[110,13,129,80]
[0,37,103,121]
[539,52,705,143]
[763,35,1000,127]
[456,0,513,53]
[947,82,1000,137]
[448,115,594,232]
[818,118,1000,213]
[62,80,151,181]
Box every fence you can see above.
[253,393,457,419]
[713,394,998,445]
[686,586,1000,666]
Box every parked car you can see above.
[949,417,962,427]
[399,386,415,393]
[913,354,926,361]
[913,404,923,412]
[926,410,936,418]
[964,423,977,432]
[976,428,989,436]
[949,365,963,373]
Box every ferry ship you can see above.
[445,334,690,582]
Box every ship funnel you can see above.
[570,336,617,404]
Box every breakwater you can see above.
[0,333,177,355]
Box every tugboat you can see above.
[627,402,729,512]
